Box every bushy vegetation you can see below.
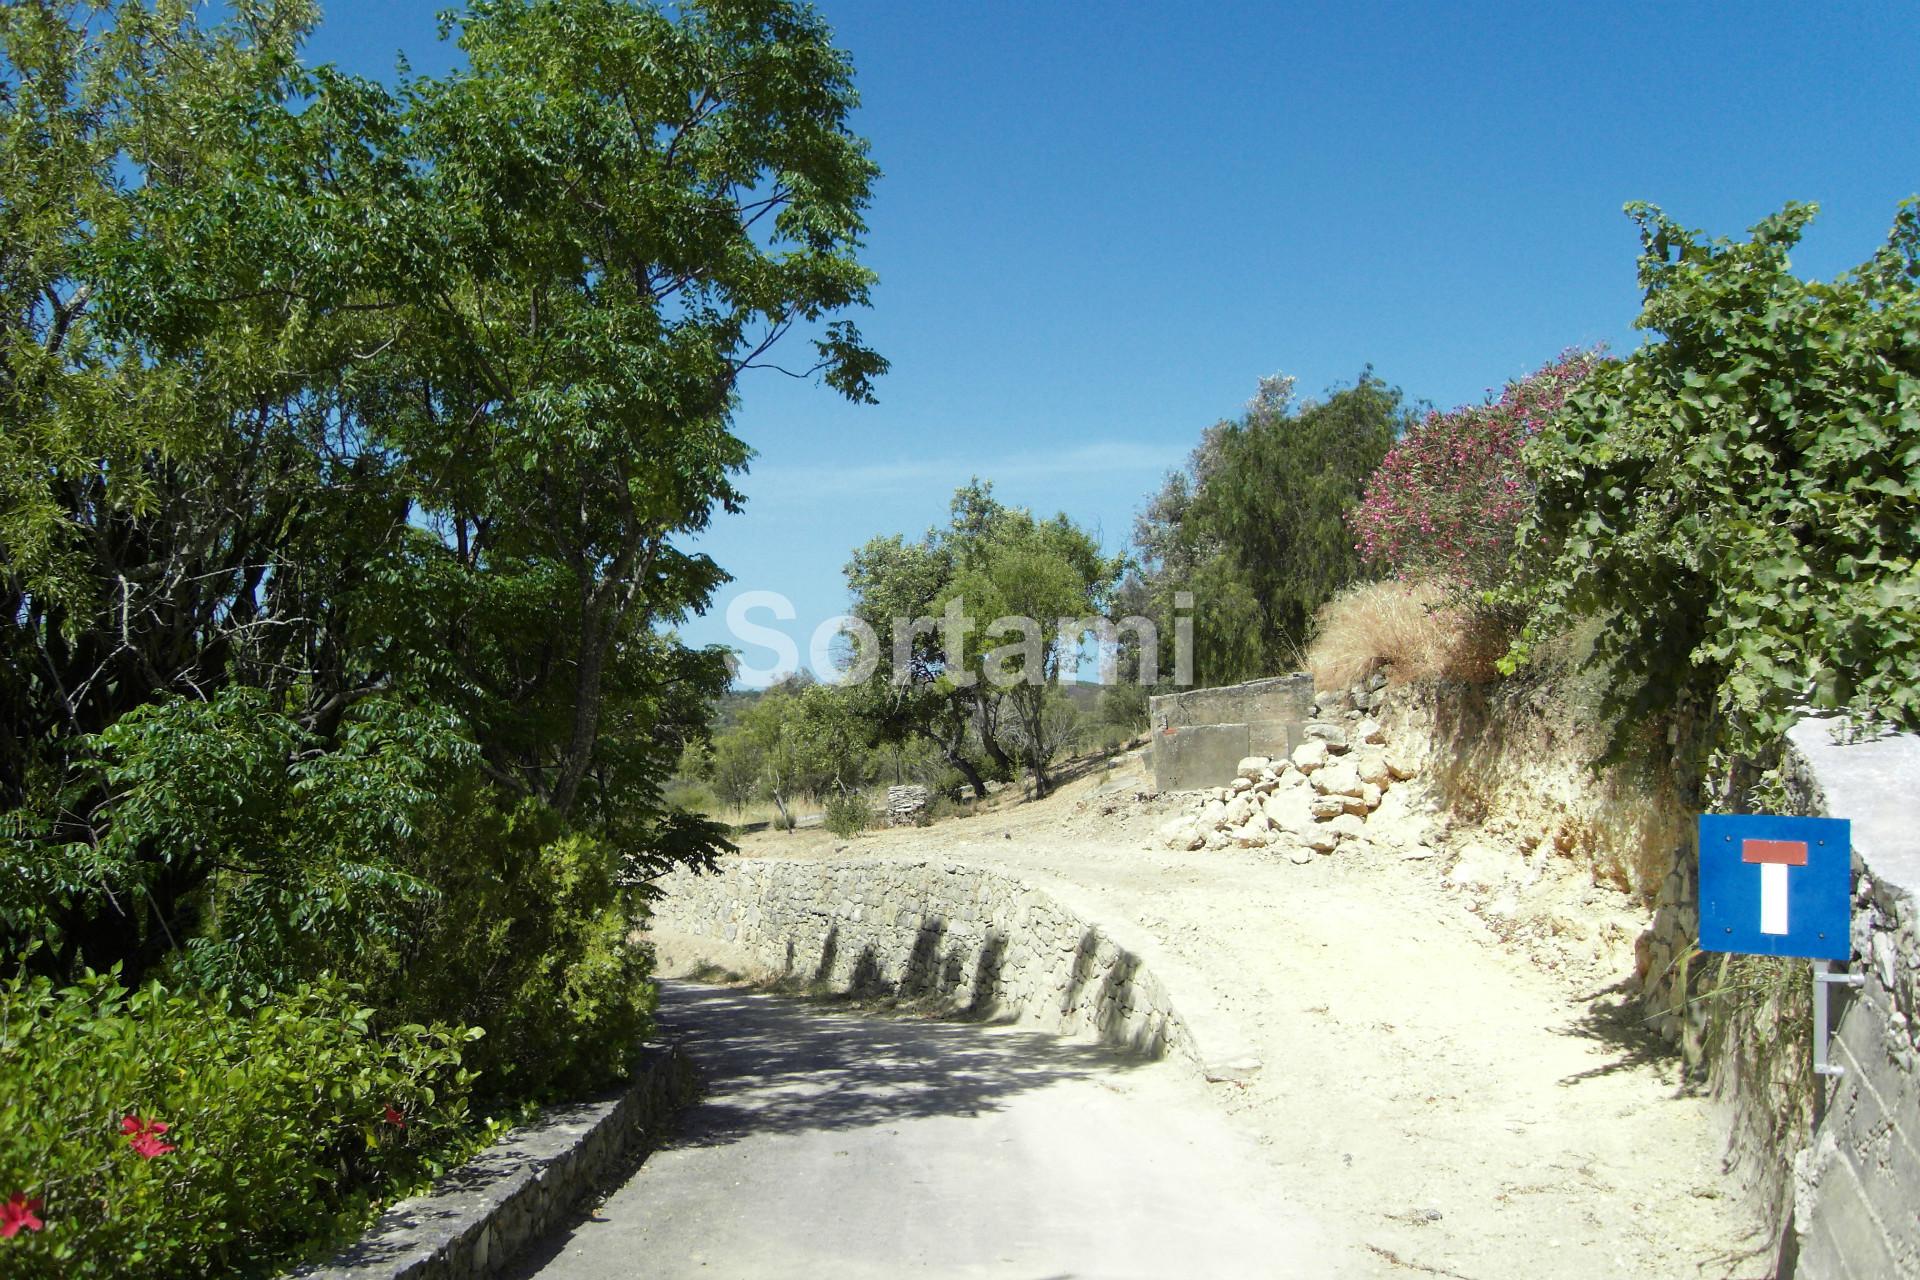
[1505,201,1920,786]
[1130,373,1407,685]
[0,0,877,1265]
[1354,351,1598,593]
[0,972,478,1279]
[823,790,875,838]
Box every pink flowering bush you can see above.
[1353,351,1601,593]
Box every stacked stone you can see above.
[651,857,1194,1061]
[1344,667,1390,715]
[1155,710,1417,863]
[885,784,931,827]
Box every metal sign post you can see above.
[1811,962,1865,1078]
[1699,814,1853,1075]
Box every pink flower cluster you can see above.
[1352,350,1599,592]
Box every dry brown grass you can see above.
[1306,578,1509,691]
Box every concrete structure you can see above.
[649,856,1192,1062]
[1783,718,1920,1279]
[1148,672,1314,792]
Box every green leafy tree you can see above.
[1133,373,1405,685]
[1505,200,1920,791]
[1,0,881,1097]
[941,513,1122,796]
[842,484,1003,799]
[843,481,1122,799]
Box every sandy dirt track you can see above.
[698,750,1773,1280]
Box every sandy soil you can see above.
[725,751,1774,1280]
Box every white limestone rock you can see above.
[1291,740,1328,773]
[1313,759,1365,799]
[1304,722,1350,752]
[1158,816,1203,851]
[1237,755,1272,779]
[1328,813,1367,841]
[1445,842,1518,890]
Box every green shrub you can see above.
[365,797,656,1105]
[663,779,720,817]
[823,791,874,838]
[0,972,478,1278]
[1507,200,1920,780]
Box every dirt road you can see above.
[701,752,1772,1279]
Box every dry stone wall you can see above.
[647,857,1192,1061]
[1150,681,1420,863]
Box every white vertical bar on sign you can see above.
[1759,862,1789,935]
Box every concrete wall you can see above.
[1782,719,1920,1279]
[1149,673,1313,792]
[647,857,1192,1061]
[1636,717,1920,1278]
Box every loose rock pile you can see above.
[885,784,931,827]
[1156,675,1417,864]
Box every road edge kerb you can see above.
[289,1042,700,1280]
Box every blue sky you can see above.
[298,1,1920,682]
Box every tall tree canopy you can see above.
[843,481,1122,799]
[0,0,882,1034]
[1506,201,1920,787]
[1131,373,1405,685]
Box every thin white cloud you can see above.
[748,439,1182,502]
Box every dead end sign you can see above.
[1699,814,1851,961]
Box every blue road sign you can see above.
[1699,814,1851,961]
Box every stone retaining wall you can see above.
[1636,717,1920,1278]
[648,857,1193,1062]
[291,1044,698,1280]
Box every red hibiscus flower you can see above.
[383,1105,407,1129]
[1,1193,43,1238]
[121,1115,175,1159]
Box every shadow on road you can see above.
[657,978,1146,1146]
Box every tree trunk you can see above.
[945,749,989,803]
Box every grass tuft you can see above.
[1306,578,1510,690]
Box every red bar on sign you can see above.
[1741,839,1808,866]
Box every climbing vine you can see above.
[1504,200,1920,790]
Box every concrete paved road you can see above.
[506,980,1343,1280]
